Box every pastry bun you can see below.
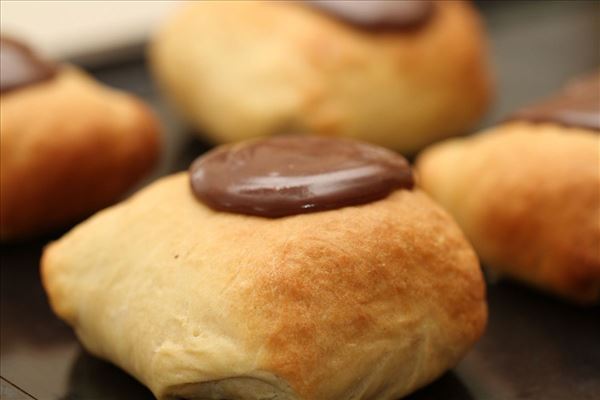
[417,123,600,304]
[150,0,492,153]
[1,67,160,240]
[42,168,486,399]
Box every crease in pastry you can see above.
[165,374,298,400]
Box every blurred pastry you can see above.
[0,36,160,240]
[417,74,600,304]
[150,0,492,153]
[42,136,486,400]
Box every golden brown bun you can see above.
[0,67,161,240]
[42,173,486,400]
[150,0,492,153]
[416,122,600,304]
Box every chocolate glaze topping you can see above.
[510,73,600,131]
[1,37,57,94]
[305,0,434,30]
[189,136,414,218]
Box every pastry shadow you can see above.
[1,237,75,350]
[405,371,474,400]
[62,349,154,400]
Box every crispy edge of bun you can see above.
[41,173,486,399]
[0,67,161,240]
[416,122,600,304]
[149,0,492,153]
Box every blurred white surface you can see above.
[0,0,180,65]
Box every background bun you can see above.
[0,68,160,240]
[417,123,600,304]
[150,0,493,153]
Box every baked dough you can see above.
[416,122,600,304]
[150,0,492,153]
[0,67,160,240]
[42,173,486,399]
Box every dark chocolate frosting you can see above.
[189,136,414,218]
[0,36,57,94]
[510,73,600,131]
[305,0,434,30]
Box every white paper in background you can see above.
[0,0,180,66]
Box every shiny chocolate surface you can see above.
[510,73,600,131]
[0,37,57,94]
[305,0,434,29]
[189,136,414,218]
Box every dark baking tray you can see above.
[1,1,599,399]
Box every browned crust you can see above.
[0,68,161,240]
[150,0,492,153]
[239,190,487,398]
[41,173,486,399]
[417,122,600,304]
